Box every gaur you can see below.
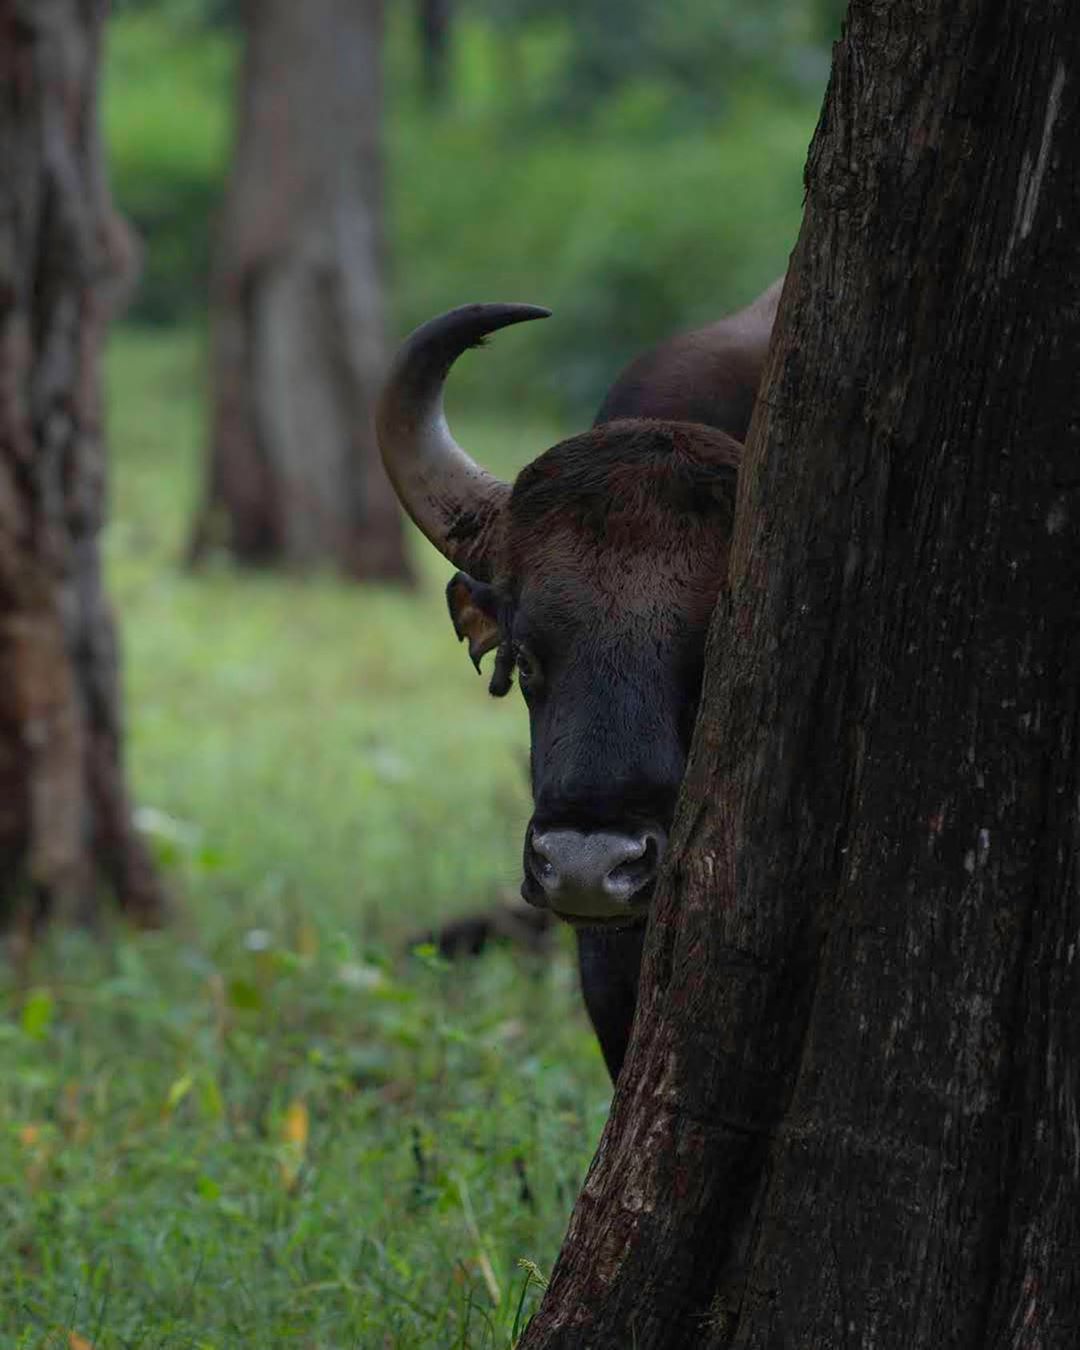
[377,279,782,1080]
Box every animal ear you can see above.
[709,460,739,514]
[687,425,742,520]
[704,444,741,527]
[446,572,502,673]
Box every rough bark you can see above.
[190,0,411,581]
[0,0,165,932]
[522,3,1080,1347]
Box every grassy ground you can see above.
[0,331,609,1348]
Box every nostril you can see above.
[527,833,559,891]
[602,831,664,900]
[530,833,551,864]
[642,831,663,872]
[528,827,666,911]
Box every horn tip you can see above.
[460,302,551,325]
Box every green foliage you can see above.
[104,4,821,416]
[390,75,809,417]
[0,331,602,1347]
[386,8,818,418]
[104,14,236,324]
[114,0,237,27]
[474,0,830,124]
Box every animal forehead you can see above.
[508,419,738,532]
[512,525,725,629]
[502,420,736,629]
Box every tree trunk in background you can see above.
[0,0,165,932]
[190,0,411,581]
[523,4,1079,1347]
[418,0,452,103]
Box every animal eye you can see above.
[514,644,542,690]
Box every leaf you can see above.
[165,1074,193,1113]
[196,846,227,872]
[197,1175,221,1201]
[279,1098,309,1191]
[21,988,55,1040]
[411,943,451,974]
[200,1074,225,1122]
[282,1098,308,1149]
[69,1332,94,1350]
[226,976,262,1012]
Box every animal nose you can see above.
[526,828,666,918]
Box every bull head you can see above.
[377,305,740,929]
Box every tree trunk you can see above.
[0,0,166,933]
[190,0,411,581]
[417,0,452,104]
[523,4,1080,1347]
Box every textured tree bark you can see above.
[522,4,1080,1347]
[190,0,411,581]
[0,0,165,932]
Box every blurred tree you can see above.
[189,0,411,580]
[417,0,453,102]
[521,2,1079,1346]
[0,0,165,933]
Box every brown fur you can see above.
[502,420,740,603]
[507,419,740,540]
[593,278,782,436]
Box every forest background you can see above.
[2,2,837,1344]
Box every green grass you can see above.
[0,330,606,1348]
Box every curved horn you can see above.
[377,303,551,581]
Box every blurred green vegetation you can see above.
[475,0,832,123]
[104,9,235,325]
[1,333,596,1348]
[0,6,833,1344]
[104,1,823,417]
